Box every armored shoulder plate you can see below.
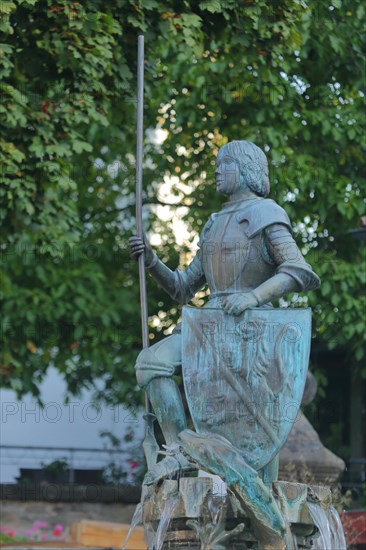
[236,199,292,238]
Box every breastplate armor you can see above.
[198,198,290,295]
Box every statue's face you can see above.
[215,155,241,195]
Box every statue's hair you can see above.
[218,140,270,197]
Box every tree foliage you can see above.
[1,0,365,403]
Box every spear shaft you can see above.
[136,36,158,467]
[135,35,150,410]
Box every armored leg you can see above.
[135,333,193,484]
[148,378,187,446]
[135,333,186,445]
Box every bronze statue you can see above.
[129,140,320,488]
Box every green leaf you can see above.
[72,140,93,154]
[199,1,222,13]
[322,281,331,296]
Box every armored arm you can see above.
[251,224,320,306]
[146,250,206,305]
[129,234,206,304]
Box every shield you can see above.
[182,306,311,470]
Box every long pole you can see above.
[135,35,150,410]
[136,37,158,468]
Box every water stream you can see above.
[207,494,226,525]
[308,502,346,550]
[154,492,180,550]
[284,520,297,550]
[329,505,347,549]
[121,501,143,550]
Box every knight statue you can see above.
[129,140,320,491]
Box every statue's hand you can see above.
[129,234,155,265]
[221,292,258,315]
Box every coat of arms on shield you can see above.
[182,306,311,471]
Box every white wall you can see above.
[0,367,144,482]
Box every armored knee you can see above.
[135,347,176,388]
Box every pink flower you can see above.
[6,529,16,537]
[42,533,48,540]
[52,524,63,537]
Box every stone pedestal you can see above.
[142,477,334,549]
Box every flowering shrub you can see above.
[0,521,64,542]
[100,428,145,484]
